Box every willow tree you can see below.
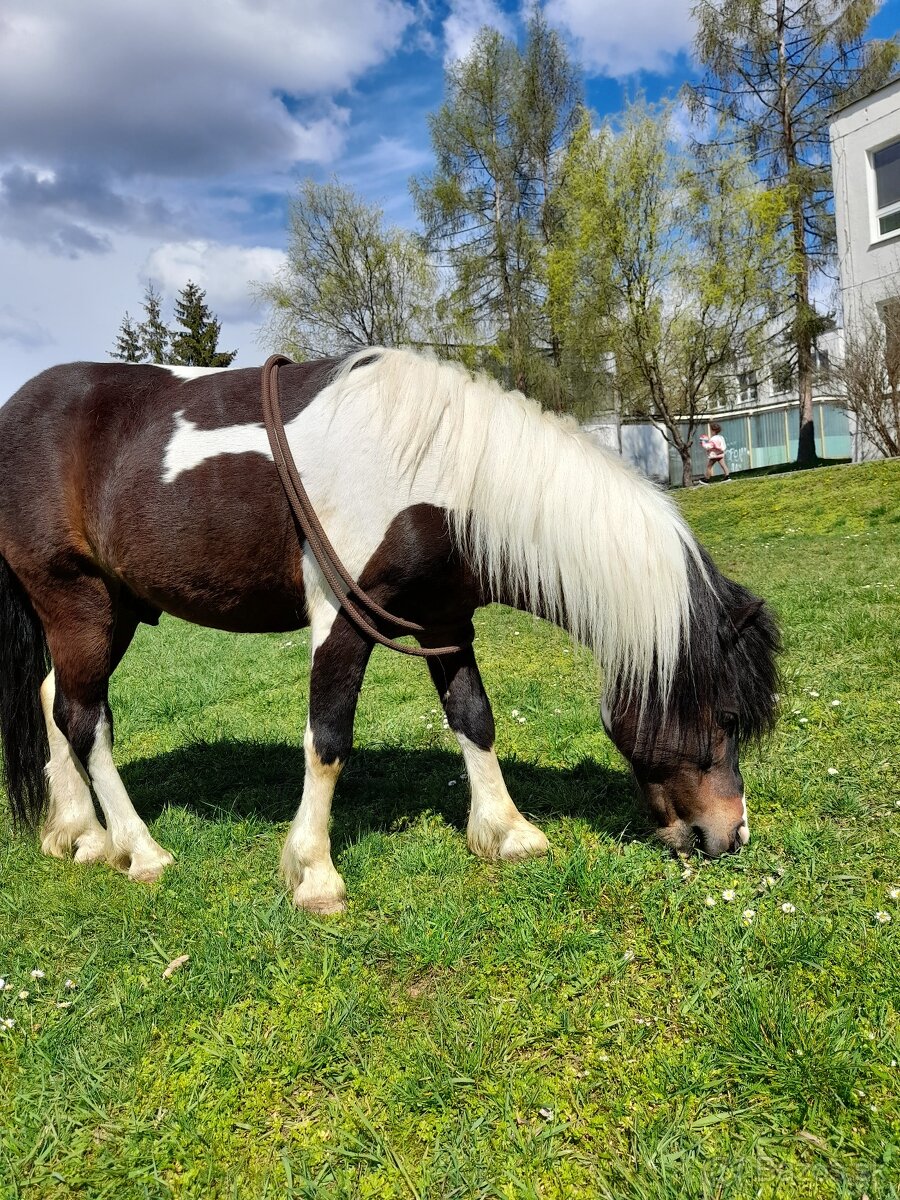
[412,10,582,402]
[549,106,783,487]
[255,180,437,359]
[687,0,898,466]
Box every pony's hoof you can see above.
[468,816,549,862]
[72,830,108,864]
[126,846,175,883]
[497,820,549,862]
[293,889,348,916]
[290,871,348,915]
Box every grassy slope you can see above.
[1,460,899,1199]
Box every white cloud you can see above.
[144,241,286,324]
[544,0,694,78]
[443,0,515,64]
[0,305,55,350]
[0,1,413,178]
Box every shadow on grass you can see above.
[120,739,648,848]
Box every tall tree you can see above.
[169,281,237,367]
[549,106,783,487]
[687,0,898,466]
[412,11,582,401]
[139,282,172,365]
[255,180,437,359]
[110,312,144,362]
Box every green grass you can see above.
[2,459,899,1199]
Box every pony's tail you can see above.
[0,555,49,828]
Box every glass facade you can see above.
[665,403,851,485]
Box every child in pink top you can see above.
[699,423,731,483]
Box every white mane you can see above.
[328,347,701,701]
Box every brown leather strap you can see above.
[261,354,469,658]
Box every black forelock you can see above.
[621,546,781,766]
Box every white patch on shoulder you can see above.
[163,366,230,381]
[162,411,272,483]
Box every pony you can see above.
[0,349,780,914]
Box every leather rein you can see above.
[261,354,469,659]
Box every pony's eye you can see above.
[719,711,738,735]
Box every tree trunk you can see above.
[680,445,694,489]
[796,316,817,467]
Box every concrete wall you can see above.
[830,79,900,333]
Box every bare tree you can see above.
[831,302,900,457]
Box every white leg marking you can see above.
[87,715,174,882]
[281,722,347,914]
[39,672,107,863]
[458,733,549,861]
[738,793,750,845]
[281,581,346,913]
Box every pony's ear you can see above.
[728,598,763,634]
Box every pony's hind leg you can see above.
[43,581,173,882]
[39,608,140,864]
[39,670,106,863]
[427,647,549,861]
[281,610,372,914]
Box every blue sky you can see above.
[0,0,897,399]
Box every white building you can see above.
[831,76,900,334]
[830,77,900,459]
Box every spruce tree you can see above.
[169,281,237,367]
[111,312,145,362]
[139,283,172,365]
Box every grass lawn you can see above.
[1,459,899,1199]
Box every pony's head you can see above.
[602,558,781,858]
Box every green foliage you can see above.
[550,103,783,482]
[169,281,237,368]
[255,180,438,360]
[413,12,582,404]
[2,460,899,1197]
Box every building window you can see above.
[813,345,830,372]
[738,369,758,406]
[873,139,900,237]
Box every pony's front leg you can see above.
[281,613,372,914]
[427,647,549,862]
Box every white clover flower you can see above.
[722,889,736,902]
[888,888,900,901]
[2,983,11,992]
[827,768,838,776]
[705,896,717,907]
[799,718,809,725]
[2,1018,14,1029]
[0,978,5,990]
[764,876,776,889]
[425,723,433,730]
[64,979,77,990]
[874,911,892,924]
[742,909,756,924]
[831,700,841,707]
[791,708,802,715]
[511,709,520,717]
[30,969,45,980]
[18,990,29,1000]
[681,868,693,881]
[56,1001,72,1010]
[622,950,635,962]
[809,690,820,698]
[517,716,527,724]
[895,800,900,809]
[781,903,796,914]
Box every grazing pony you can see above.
[0,350,780,913]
